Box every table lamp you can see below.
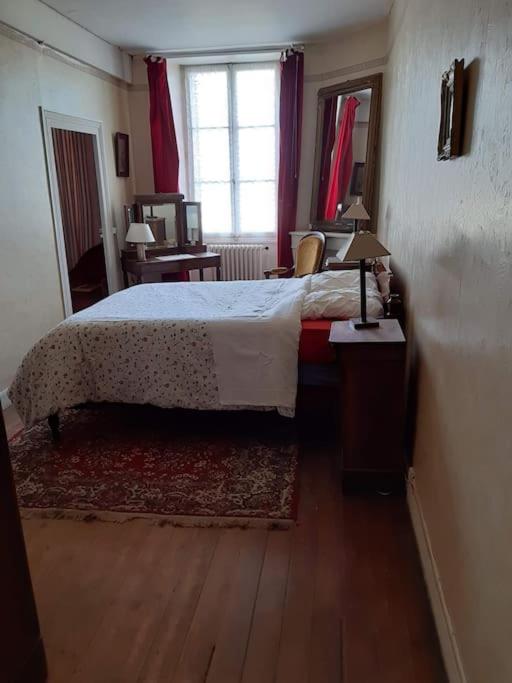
[337,204,390,330]
[341,201,371,231]
[125,222,155,261]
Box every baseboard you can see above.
[407,468,467,683]
[0,387,11,410]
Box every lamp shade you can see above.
[336,230,390,262]
[341,203,371,221]
[126,222,155,244]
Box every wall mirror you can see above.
[142,203,178,244]
[310,73,382,232]
[125,194,205,255]
[183,202,202,246]
[135,194,184,246]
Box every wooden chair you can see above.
[264,231,326,279]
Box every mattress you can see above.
[299,319,336,365]
[9,279,308,426]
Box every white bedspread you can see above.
[9,279,308,426]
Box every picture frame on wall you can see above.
[437,59,464,160]
[115,132,130,177]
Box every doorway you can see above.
[41,110,117,316]
[52,129,106,312]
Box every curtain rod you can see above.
[147,43,305,60]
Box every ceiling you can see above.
[40,0,390,53]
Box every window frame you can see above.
[184,61,280,242]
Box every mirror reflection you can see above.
[314,88,371,225]
[184,203,201,245]
[142,203,178,245]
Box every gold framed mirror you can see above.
[310,73,382,232]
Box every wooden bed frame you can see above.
[46,263,404,440]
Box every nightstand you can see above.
[329,318,406,494]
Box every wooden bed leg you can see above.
[48,414,60,441]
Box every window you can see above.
[185,62,279,238]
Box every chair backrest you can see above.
[294,231,326,277]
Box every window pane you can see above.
[186,63,279,238]
[235,67,276,127]
[192,128,230,182]
[238,181,276,233]
[188,69,229,128]
[195,182,232,234]
[238,127,276,181]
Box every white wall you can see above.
[0,0,131,82]
[0,28,134,393]
[128,57,154,195]
[378,1,512,681]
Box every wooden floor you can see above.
[5,408,446,683]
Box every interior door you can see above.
[0,409,46,682]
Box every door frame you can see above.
[41,109,117,317]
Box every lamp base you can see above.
[136,243,147,261]
[350,317,380,330]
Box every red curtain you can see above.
[52,129,102,271]
[277,50,304,269]
[145,56,180,193]
[316,96,337,220]
[324,96,360,220]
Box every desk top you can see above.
[122,251,220,275]
[149,252,219,263]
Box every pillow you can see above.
[308,269,380,292]
[376,270,391,301]
[301,270,384,320]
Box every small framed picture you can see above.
[437,59,464,160]
[115,132,129,177]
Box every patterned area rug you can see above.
[9,406,299,528]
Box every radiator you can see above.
[207,244,268,280]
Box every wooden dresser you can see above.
[0,410,46,682]
[329,319,407,494]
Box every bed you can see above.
[9,269,390,432]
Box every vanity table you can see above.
[122,193,221,285]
